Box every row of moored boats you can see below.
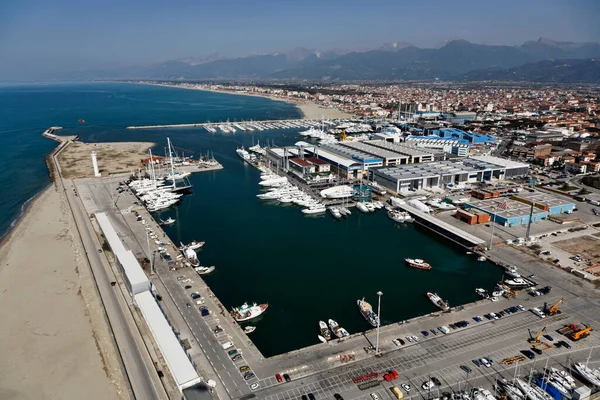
[497,363,600,400]
[205,119,336,134]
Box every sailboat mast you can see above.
[167,137,176,189]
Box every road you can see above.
[51,142,166,400]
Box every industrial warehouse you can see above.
[370,156,530,193]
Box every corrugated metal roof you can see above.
[135,291,202,391]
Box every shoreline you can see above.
[137,81,356,120]
[0,183,51,244]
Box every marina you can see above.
[22,84,600,400]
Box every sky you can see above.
[1,0,599,79]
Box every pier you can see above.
[126,117,343,131]
[398,203,486,248]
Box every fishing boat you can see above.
[231,302,268,322]
[302,204,326,214]
[427,292,450,312]
[405,258,432,270]
[338,327,350,337]
[329,207,343,219]
[318,335,327,343]
[319,320,331,340]
[244,326,256,334]
[477,256,487,262]
[475,288,489,298]
[357,298,380,327]
[328,319,346,339]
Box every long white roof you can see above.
[135,291,201,391]
[95,212,126,254]
[115,250,150,288]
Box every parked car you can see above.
[370,393,380,400]
[244,371,255,380]
[191,292,201,299]
[308,394,316,400]
[543,334,554,341]
[521,350,535,359]
[231,354,242,362]
[221,341,234,350]
[275,373,282,383]
[227,349,237,356]
[334,394,344,400]
[421,330,429,337]
[401,383,411,392]
[392,339,401,347]
[422,381,435,390]
[184,285,192,289]
[532,347,543,355]
[398,338,405,345]
[460,365,472,373]
[431,377,441,386]
[559,340,571,349]
[283,373,291,382]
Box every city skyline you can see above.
[1,0,599,79]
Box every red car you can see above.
[276,373,282,383]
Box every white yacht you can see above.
[506,266,521,278]
[320,185,354,199]
[302,204,326,214]
[259,176,288,187]
[329,207,343,219]
[357,202,369,213]
[515,378,553,400]
[236,146,251,160]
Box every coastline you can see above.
[138,81,356,120]
[0,183,125,399]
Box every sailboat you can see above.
[166,137,193,193]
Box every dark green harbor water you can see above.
[1,82,504,357]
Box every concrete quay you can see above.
[74,171,600,400]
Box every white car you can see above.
[422,381,435,390]
[250,383,260,390]
[480,358,491,368]
[411,335,419,342]
[401,383,411,392]
[221,341,234,350]
[406,336,413,342]
[370,393,381,400]
[392,339,401,347]
[490,296,499,302]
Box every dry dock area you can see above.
[74,172,600,400]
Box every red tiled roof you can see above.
[305,156,328,165]
[289,157,313,167]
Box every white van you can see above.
[531,307,546,318]
[439,326,450,334]
[221,341,234,350]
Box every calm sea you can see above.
[0,82,502,356]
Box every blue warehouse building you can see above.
[425,128,496,145]
[465,191,575,227]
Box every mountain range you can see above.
[67,38,600,83]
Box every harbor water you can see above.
[0,82,503,357]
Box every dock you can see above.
[126,118,339,130]
[398,203,486,248]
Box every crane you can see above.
[569,325,592,341]
[335,129,347,141]
[544,298,564,316]
[528,327,547,344]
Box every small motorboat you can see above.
[477,256,487,262]
[187,241,205,250]
[160,217,176,226]
[244,326,256,334]
[318,335,327,343]
[194,265,215,275]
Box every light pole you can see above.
[375,291,383,355]
[489,211,497,250]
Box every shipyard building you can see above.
[371,156,529,193]
[464,191,575,227]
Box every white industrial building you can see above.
[405,137,470,157]
[135,291,202,391]
[94,212,201,392]
[371,156,529,193]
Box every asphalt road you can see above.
[55,155,165,399]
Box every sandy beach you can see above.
[144,82,355,120]
[0,185,126,399]
[58,141,155,179]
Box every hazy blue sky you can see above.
[1,0,599,78]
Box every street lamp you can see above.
[375,291,383,355]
